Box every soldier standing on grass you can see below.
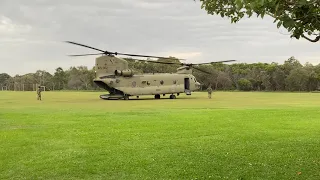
[207,85,213,99]
[37,86,42,100]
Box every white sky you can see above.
[0,0,319,76]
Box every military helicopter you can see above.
[65,41,236,100]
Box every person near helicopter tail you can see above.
[37,86,42,100]
[207,85,213,99]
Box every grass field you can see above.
[1,91,320,179]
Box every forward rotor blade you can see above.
[65,41,106,53]
[193,66,212,74]
[116,52,183,60]
[65,41,186,60]
[68,53,105,56]
[126,58,184,64]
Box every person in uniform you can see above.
[207,85,213,99]
[37,86,42,100]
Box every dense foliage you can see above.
[196,0,320,42]
[1,56,319,92]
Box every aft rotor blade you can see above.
[68,53,105,56]
[195,60,237,65]
[135,59,184,65]
[65,41,106,53]
[193,66,212,74]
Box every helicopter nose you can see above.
[195,82,201,88]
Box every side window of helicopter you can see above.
[160,80,164,85]
[132,81,136,87]
[142,80,150,86]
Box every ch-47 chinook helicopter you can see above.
[65,41,236,100]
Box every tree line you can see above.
[0,56,319,92]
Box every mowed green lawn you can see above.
[1,91,320,179]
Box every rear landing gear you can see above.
[169,94,176,99]
[155,94,160,99]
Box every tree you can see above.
[238,78,252,91]
[53,67,67,90]
[303,62,319,91]
[67,67,82,90]
[216,71,233,90]
[272,67,286,91]
[21,73,37,91]
[283,56,303,75]
[33,70,53,90]
[0,73,11,87]
[77,66,92,90]
[196,0,320,42]
[285,68,309,91]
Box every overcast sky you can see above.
[1,0,319,76]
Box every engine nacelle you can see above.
[114,69,134,77]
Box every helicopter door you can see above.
[184,78,190,90]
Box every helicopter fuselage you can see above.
[94,73,201,99]
[92,55,201,99]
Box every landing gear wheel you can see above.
[170,94,176,99]
[154,94,160,99]
[123,95,129,100]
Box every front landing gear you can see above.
[123,95,129,100]
[154,94,176,99]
